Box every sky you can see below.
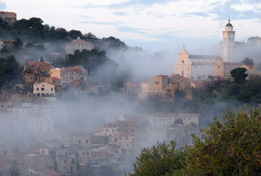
[1,0,261,52]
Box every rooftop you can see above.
[67,37,93,46]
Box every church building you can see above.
[174,46,218,80]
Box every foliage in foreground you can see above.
[128,106,261,176]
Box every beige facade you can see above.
[213,57,243,78]
[240,64,256,78]
[50,66,87,86]
[139,81,153,99]
[174,46,217,80]
[33,82,55,97]
[153,75,168,94]
[147,113,199,127]
[65,37,94,54]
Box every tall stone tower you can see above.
[222,19,235,62]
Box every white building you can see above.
[33,82,55,97]
[65,37,94,54]
[174,46,218,80]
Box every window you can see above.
[125,137,128,140]
[78,140,81,144]
[182,60,184,64]
[41,88,44,91]
[51,88,53,91]
[37,88,39,91]
[86,140,88,143]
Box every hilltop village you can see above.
[0,11,261,176]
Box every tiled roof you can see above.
[25,73,34,76]
[0,158,7,165]
[67,39,92,45]
[104,123,116,128]
[41,169,61,176]
[65,68,82,73]
[244,65,254,69]
[49,77,60,80]
[0,11,16,15]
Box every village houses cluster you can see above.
[0,11,260,176]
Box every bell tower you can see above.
[222,19,235,62]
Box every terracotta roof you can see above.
[65,68,82,73]
[4,40,15,42]
[41,169,61,176]
[49,77,60,80]
[104,123,116,128]
[0,11,16,15]
[244,65,254,69]
[0,158,7,165]
[25,73,34,76]
[67,39,92,45]
[155,75,168,77]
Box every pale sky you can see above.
[1,0,261,52]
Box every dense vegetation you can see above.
[0,17,127,50]
[128,106,261,176]
[0,55,19,88]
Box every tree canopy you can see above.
[128,106,261,176]
[0,55,19,87]
[230,67,248,84]
[241,57,254,65]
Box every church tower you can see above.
[222,19,235,62]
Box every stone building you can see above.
[213,57,243,78]
[65,37,94,54]
[24,58,52,75]
[0,11,17,25]
[153,75,168,94]
[0,39,15,51]
[174,46,218,80]
[50,66,87,86]
[33,82,55,97]
[147,113,200,127]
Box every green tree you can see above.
[13,37,23,50]
[128,141,186,176]
[230,67,248,84]
[130,106,261,176]
[241,57,254,65]
[187,106,261,176]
